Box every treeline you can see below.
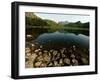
[26,17,48,26]
[63,21,89,28]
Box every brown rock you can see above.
[36,55,44,62]
[54,61,58,66]
[72,59,78,65]
[30,53,38,61]
[25,61,33,68]
[64,58,70,65]
[40,63,47,67]
[25,47,31,53]
[71,54,75,59]
[48,62,53,67]
[59,59,63,65]
[35,61,42,67]
[26,53,31,57]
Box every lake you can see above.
[34,31,89,50]
[26,30,89,67]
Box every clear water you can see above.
[34,31,89,49]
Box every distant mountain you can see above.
[58,21,69,25]
[59,21,89,28]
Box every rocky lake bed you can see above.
[25,38,89,68]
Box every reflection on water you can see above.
[34,31,89,49]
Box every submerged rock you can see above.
[25,61,33,68]
[64,58,70,65]
[25,42,89,68]
[25,47,31,53]
[31,53,38,61]
[71,54,75,59]
[40,63,47,67]
[72,59,78,65]
[35,61,42,67]
[48,62,53,67]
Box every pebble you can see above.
[35,62,42,67]
[72,59,78,65]
[25,47,31,53]
[71,54,75,59]
[64,58,70,65]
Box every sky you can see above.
[34,12,90,23]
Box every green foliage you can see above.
[25,15,63,32]
[26,17,48,27]
[63,21,89,28]
[83,22,89,28]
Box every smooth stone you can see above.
[64,58,70,64]
[35,61,42,67]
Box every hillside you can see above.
[25,12,89,30]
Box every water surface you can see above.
[34,31,89,49]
